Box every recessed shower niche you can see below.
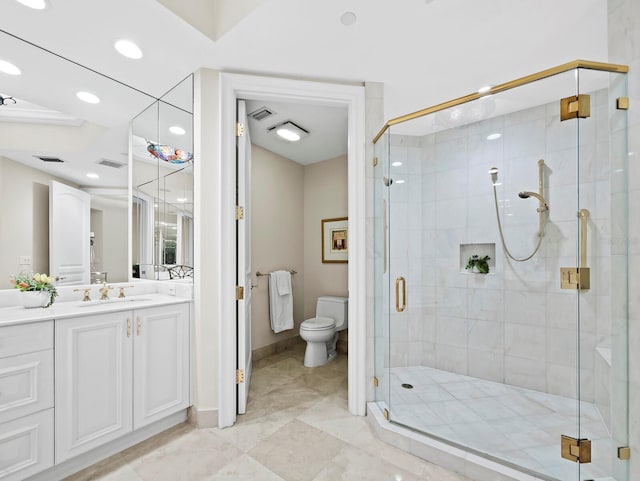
[459,243,495,274]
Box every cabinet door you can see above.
[55,312,133,463]
[133,303,190,429]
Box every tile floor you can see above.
[386,366,616,481]
[64,344,471,481]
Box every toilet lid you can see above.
[302,317,335,330]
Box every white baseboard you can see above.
[188,406,218,428]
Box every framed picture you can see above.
[321,217,348,263]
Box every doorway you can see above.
[218,73,367,428]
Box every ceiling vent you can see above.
[248,106,276,121]
[35,156,64,163]
[98,158,126,169]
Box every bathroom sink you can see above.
[77,297,151,307]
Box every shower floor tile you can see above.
[386,366,615,481]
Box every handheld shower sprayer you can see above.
[489,159,549,262]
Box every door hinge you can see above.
[373,377,379,387]
[560,267,590,290]
[236,122,245,137]
[236,205,244,220]
[560,94,591,121]
[561,435,591,463]
[616,97,629,110]
[383,408,389,421]
[618,446,631,460]
[236,286,244,300]
[236,369,245,384]
[372,157,378,167]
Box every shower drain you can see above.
[401,383,414,389]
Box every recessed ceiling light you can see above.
[478,85,492,94]
[340,11,357,26]
[391,161,402,167]
[176,197,187,203]
[0,59,21,76]
[395,179,406,184]
[114,39,143,60]
[86,173,99,179]
[76,91,100,104]
[15,0,47,9]
[269,121,309,142]
[169,126,186,135]
[486,132,502,140]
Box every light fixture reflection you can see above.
[395,179,406,184]
[86,173,99,179]
[176,197,187,203]
[15,0,46,9]
[0,59,21,76]
[486,132,502,140]
[276,128,301,142]
[169,126,186,135]
[114,39,143,59]
[77,91,100,104]
[478,85,492,94]
[391,161,402,167]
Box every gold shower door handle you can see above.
[395,276,407,312]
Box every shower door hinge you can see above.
[618,446,631,460]
[560,267,590,290]
[560,94,591,121]
[616,97,629,110]
[383,408,389,421]
[236,122,245,137]
[373,377,379,387]
[236,205,244,220]
[372,157,378,167]
[561,435,591,463]
[235,286,245,300]
[236,369,245,384]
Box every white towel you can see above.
[269,271,294,333]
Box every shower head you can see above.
[488,167,499,185]
[518,191,549,211]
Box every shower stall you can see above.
[373,61,629,481]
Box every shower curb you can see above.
[366,402,546,481]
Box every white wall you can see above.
[251,145,304,350]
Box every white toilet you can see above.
[299,296,348,367]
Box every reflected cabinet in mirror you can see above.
[131,76,194,281]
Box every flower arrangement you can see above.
[465,255,491,274]
[11,273,58,307]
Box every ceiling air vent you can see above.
[98,159,126,169]
[35,156,64,163]
[248,106,276,121]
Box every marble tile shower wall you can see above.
[388,90,613,403]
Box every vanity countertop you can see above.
[0,294,191,327]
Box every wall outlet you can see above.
[19,255,32,265]
[167,285,176,296]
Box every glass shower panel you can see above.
[373,130,391,416]
[576,68,629,481]
[381,69,609,480]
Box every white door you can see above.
[49,181,90,285]
[133,304,190,429]
[54,312,133,462]
[237,100,252,415]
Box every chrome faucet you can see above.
[99,283,112,300]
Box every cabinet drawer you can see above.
[0,322,53,359]
[0,350,53,425]
[0,408,54,481]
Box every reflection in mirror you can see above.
[131,75,194,281]
[0,29,157,288]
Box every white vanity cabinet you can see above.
[54,302,190,463]
[0,322,54,481]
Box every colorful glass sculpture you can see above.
[147,141,193,164]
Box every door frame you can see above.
[218,73,367,428]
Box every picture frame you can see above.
[321,217,348,263]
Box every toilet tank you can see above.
[316,296,348,331]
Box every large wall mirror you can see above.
[0,29,194,287]
[131,77,194,281]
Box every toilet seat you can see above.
[301,317,335,330]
